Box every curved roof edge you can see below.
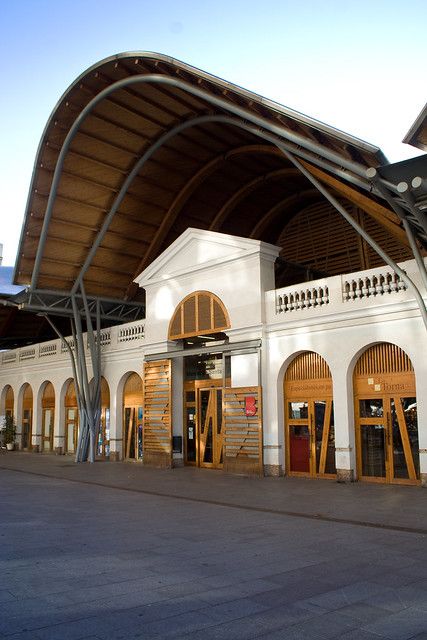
[13,50,390,286]
[403,102,427,152]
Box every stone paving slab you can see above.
[0,453,426,639]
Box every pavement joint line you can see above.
[1,464,426,536]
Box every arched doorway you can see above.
[96,377,110,458]
[354,343,419,485]
[284,352,336,478]
[168,290,231,470]
[64,381,78,454]
[123,373,144,461]
[4,386,14,418]
[21,384,33,450]
[41,382,55,453]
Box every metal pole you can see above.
[71,294,95,462]
[279,145,427,331]
[43,314,86,460]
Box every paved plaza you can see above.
[0,453,427,639]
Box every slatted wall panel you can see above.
[285,352,331,381]
[143,359,172,468]
[355,343,413,376]
[279,202,411,276]
[123,372,143,406]
[168,291,230,340]
[223,386,263,476]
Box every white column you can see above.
[332,367,356,482]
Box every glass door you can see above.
[97,408,110,457]
[184,388,197,464]
[42,408,54,452]
[286,400,335,477]
[356,396,419,484]
[198,386,223,469]
[124,406,144,461]
[288,401,310,473]
[65,407,78,454]
[22,409,32,450]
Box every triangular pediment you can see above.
[135,228,279,287]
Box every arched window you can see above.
[168,291,230,340]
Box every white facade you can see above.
[1,229,426,484]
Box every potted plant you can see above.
[2,415,16,451]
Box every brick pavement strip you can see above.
[0,454,426,639]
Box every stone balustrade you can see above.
[271,257,425,323]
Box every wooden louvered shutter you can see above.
[143,360,172,468]
[223,386,263,476]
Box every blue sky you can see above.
[0,0,425,265]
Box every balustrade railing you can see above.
[19,347,36,361]
[118,322,144,342]
[1,351,16,364]
[343,271,407,301]
[39,343,57,358]
[276,284,329,314]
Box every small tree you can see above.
[2,414,16,445]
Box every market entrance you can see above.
[354,343,419,485]
[284,352,336,478]
[184,352,225,469]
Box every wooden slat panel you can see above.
[143,359,172,468]
[354,343,413,376]
[223,386,263,476]
[168,290,230,340]
[285,351,331,382]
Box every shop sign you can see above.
[245,396,257,417]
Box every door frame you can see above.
[183,379,223,468]
[285,397,335,479]
[355,392,419,485]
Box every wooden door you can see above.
[284,353,335,478]
[198,385,223,468]
[354,344,419,485]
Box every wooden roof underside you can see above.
[14,52,414,303]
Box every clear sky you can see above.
[0,0,425,266]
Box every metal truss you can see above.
[12,288,145,324]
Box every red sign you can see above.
[245,396,257,417]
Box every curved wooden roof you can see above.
[13,52,413,304]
